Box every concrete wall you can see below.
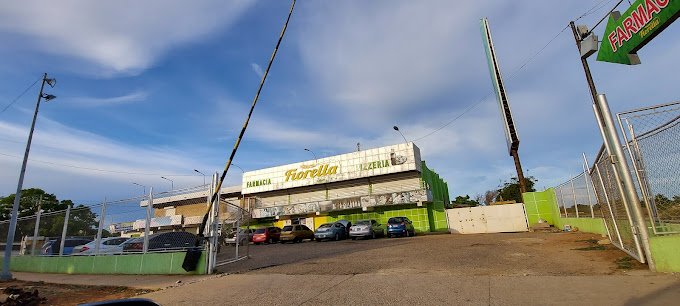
[649,235,680,273]
[10,251,207,275]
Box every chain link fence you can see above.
[0,182,246,274]
[618,101,680,234]
[589,148,643,260]
[554,170,602,219]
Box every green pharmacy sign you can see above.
[597,0,680,65]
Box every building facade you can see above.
[243,143,450,233]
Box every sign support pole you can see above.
[569,21,655,270]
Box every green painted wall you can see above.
[522,189,606,235]
[649,235,680,273]
[421,161,450,206]
[9,251,207,275]
[327,204,431,233]
[523,189,559,226]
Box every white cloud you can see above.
[0,0,255,76]
[250,63,264,78]
[0,117,232,200]
[67,90,148,107]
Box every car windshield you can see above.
[388,217,405,224]
[356,220,370,225]
[282,226,293,231]
[255,228,266,234]
[318,223,333,228]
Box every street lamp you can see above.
[304,148,317,160]
[393,126,408,143]
[231,164,245,174]
[194,169,206,185]
[2,73,56,280]
[132,182,147,195]
[160,176,174,190]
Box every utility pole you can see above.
[1,73,56,280]
[569,21,655,271]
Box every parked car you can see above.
[252,227,281,244]
[349,219,385,239]
[314,222,347,241]
[224,228,255,246]
[41,238,93,255]
[122,231,200,252]
[279,224,314,243]
[386,216,416,238]
[335,219,352,236]
[73,237,132,255]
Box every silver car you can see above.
[73,237,131,255]
[349,219,385,239]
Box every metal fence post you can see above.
[571,179,579,218]
[94,198,107,255]
[143,188,153,253]
[31,198,42,256]
[596,94,654,270]
[59,205,71,256]
[582,153,595,218]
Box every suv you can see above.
[252,227,281,244]
[349,219,385,239]
[387,216,416,237]
[41,238,93,255]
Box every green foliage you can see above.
[0,188,100,241]
[451,195,479,207]
[497,177,537,203]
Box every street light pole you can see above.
[569,21,655,270]
[161,176,174,190]
[393,126,408,143]
[304,148,317,161]
[132,182,147,195]
[194,169,206,185]
[2,73,56,280]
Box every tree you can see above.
[451,195,480,207]
[497,176,537,204]
[0,188,100,241]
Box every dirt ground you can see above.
[1,232,650,305]
[247,231,647,276]
[0,280,151,305]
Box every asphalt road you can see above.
[143,232,680,305]
[215,235,412,274]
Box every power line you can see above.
[0,151,204,177]
[412,0,622,142]
[0,77,41,115]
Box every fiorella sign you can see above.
[242,143,421,194]
[597,0,680,65]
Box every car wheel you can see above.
[351,237,356,240]
[372,231,376,239]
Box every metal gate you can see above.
[589,146,645,261]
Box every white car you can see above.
[73,237,132,255]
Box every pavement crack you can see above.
[296,274,355,306]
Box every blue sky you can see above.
[0,0,678,207]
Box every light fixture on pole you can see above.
[194,169,206,185]
[304,148,317,161]
[160,176,174,190]
[2,73,56,280]
[393,126,408,143]
[132,182,147,195]
[231,164,245,174]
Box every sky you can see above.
[0,0,678,209]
